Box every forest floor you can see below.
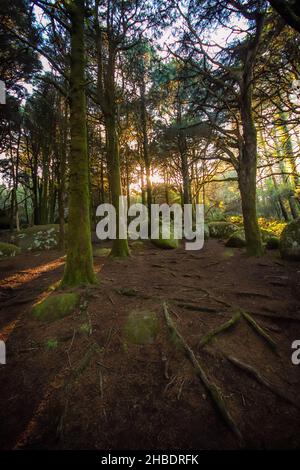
[0,239,300,450]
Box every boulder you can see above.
[280,218,300,260]
[151,223,179,249]
[225,230,246,248]
[10,224,62,252]
[225,228,279,250]
[32,293,80,322]
[124,310,159,345]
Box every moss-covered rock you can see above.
[94,247,111,257]
[280,218,300,260]
[208,221,239,239]
[124,310,159,345]
[265,236,280,250]
[260,229,279,250]
[151,223,179,249]
[0,241,21,259]
[225,230,246,248]
[130,240,145,250]
[225,228,279,250]
[32,292,80,322]
[10,224,63,252]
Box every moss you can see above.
[223,249,235,258]
[225,230,246,248]
[110,239,131,258]
[151,222,179,250]
[208,222,239,239]
[280,218,300,260]
[32,293,80,322]
[10,224,63,252]
[0,242,21,259]
[94,247,111,257]
[61,1,97,288]
[124,310,159,345]
[79,322,92,335]
[225,228,279,250]
[266,236,280,250]
[130,240,145,250]
[45,338,58,350]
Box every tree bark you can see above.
[238,15,264,256]
[105,112,130,257]
[61,0,96,287]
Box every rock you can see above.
[32,292,80,322]
[280,218,300,260]
[124,310,159,345]
[260,229,279,250]
[0,241,21,259]
[130,240,145,250]
[151,223,179,249]
[225,227,279,250]
[94,247,111,257]
[208,221,239,239]
[225,230,246,248]
[265,236,280,250]
[10,224,63,252]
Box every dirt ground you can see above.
[0,239,300,450]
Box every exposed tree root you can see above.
[241,310,278,352]
[225,355,300,410]
[163,302,243,444]
[198,312,241,349]
[250,310,300,323]
[235,291,272,299]
[176,303,221,314]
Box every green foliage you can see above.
[0,241,21,259]
[79,323,92,335]
[225,230,246,248]
[45,338,58,350]
[32,293,80,322]
[208,221,239,239]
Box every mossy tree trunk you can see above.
[238,15,264,256]
[61,0,96,287]
[105,111,130,257]
[58,97,68,250]
[94,9,130,258]
[140,74,152,214]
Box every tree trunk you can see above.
[61,0,96,287]
[105,113,130,257]
[58,99,67,250]
[140,76,152,213]
[238,17,264,256]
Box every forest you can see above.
[1,0,300,452]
